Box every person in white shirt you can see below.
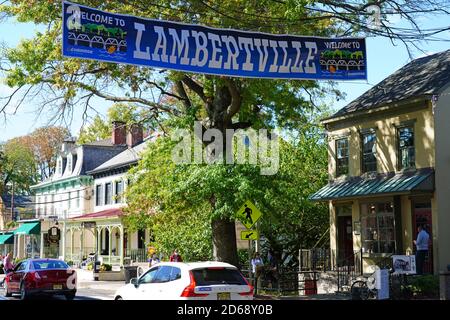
[413,224,430,275]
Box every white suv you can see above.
[114,261,253,300]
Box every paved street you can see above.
[0,270,124,300]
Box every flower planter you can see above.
[97,270,125,281]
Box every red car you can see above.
[3,258,77,300]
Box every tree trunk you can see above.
[212,218,239,267]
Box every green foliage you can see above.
[65,261,74,267]
[124,110,329,262]
[100,263,112,272]
[77,115,111,145]
[0,137,38,194]
[406,275,439,298]
[77,103,158,144]
[86,262,93,271]
[5,221,18,230]
[237,249,251,269]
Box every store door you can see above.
[412,202,433,274]
[338,216,354,266]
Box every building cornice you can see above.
[30,175,93,191]
[322,95,432,129]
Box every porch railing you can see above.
[125,248,147,263]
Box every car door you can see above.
[161,266,183,299]
[140,266,172,299]
[131,266,160,300]
[9,261,27,292]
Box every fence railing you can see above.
[125,248,147,263]
[241,267,319,296]
[299,248,332,271]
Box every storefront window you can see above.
[361,202,396,254]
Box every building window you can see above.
[398,126,415,170]
[96,185,103,206]
[57,159,62,175]
[115,180,124,204]
[67,157,72,173]
[105,183,112,205]
[68,192,72,209]
[361,131,377,173]
[76,190,80,208]
[336,138,349,176]
[361,202,396,254]
[137,230,145,249]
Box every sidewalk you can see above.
[255,293,352,300]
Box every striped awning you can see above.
[310,169,434,201]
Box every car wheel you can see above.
[3,282,12,297]
[65,291,76,300]
[20,283,28,300]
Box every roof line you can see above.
[87,159,138,175]
[321,95,431,125]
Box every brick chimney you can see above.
[127,123,143,147]
[112,121,126,145]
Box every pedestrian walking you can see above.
[267,250,279,288]
[251,252,264,294]
[1,252,15,286]
[414,224,430,275]
[169,249,183,262]
[148,253,160,267]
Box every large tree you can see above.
[29,126,69,180]
[1,0,448,265]
[77,103,159,144]
[0,137,38,195]
[124,111,329,265]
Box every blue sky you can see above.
[0,12,449,141]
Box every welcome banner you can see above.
[62,1,367,80]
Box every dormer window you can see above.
[67,156,72,173]
[57,159,62,175]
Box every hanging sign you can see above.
[48,227,60,244]
[62,1,367,80]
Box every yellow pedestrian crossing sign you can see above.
[241,230,259,240]
[236,200,262,229]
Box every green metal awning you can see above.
[14,222,41,235]
[310,169,434,201]
[0,233,14,245]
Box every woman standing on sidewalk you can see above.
[0,252,14,286]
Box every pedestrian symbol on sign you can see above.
[243,204,253,225]
[236,200,262,229]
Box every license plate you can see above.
[217,292,231,300]
[53,284,63,290]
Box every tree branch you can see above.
[224,78,241,122]
[181,75,206,102]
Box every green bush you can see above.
[100,263,112,272]
[405,275,439,298]
[238,249,251,270]
[86,262,93,271]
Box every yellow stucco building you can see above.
[311,50,450,287]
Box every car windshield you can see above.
[32,260,69,270]
[192,268,247,286]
